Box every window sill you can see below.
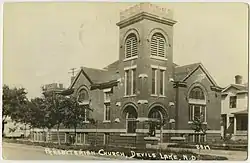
[144,137,160,141]
[124,94,136,98]
[120,133,137,137]
[83,121,90,124]
[104,100,111,103]
[151,94,158,97]
[188,121,207,125]
[159,95,166,98]
[150,55,167,61]
[103,120,111,123]
[123,56,138,62]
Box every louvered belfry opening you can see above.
[125,33,138,58]
[151,33,166,58]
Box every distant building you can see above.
[4,116,29,138]
[31,3,223,147]
[221,75,248,140]
[42,83,65,93]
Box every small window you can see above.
[82,133,88,144]
[125,34,138,59]
[78,88,89,103]
[229,96,237,108]
[132,69,136,95]
[125,70,130,96]
[104,92,111,102]
[152,68,157,95]
[104,133,110,145]
[76,133,81,144]
[104,104,111,121]
[159,70,165,95]
[124,68,136,96]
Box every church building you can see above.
[32,3,223,147]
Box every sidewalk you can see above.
[168,147,248,161]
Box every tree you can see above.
[190,114,207,160]
[43,92,68,145]
[63,96,91,144]
[2,85,29,136]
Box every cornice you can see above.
[116,12,177,29]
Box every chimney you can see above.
[235,75,243,84]
[59,84,63,89]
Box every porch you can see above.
[232,110,248,141]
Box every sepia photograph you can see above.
[2,1,249,161]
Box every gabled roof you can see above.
[103,60,120,71]
[174,62,201,81]
[69,66,120,90]
[222,84,248,93]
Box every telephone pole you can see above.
[69,68,77,77]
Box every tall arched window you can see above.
[125,33,138,59]
[188,86,207,143]
[188,86,206,122]
[151,33,166,58]
[77,88,90,122]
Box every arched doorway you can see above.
[123,105,138,133]
[148,105,167,139]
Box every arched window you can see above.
[77,88,89,103]
[77,88,90,122]
[188,86,206,123]
[188,86,207,143]
[124,106,138,133]
[125,33,138,59]
[151,33,166,58]
[189,87,205,100]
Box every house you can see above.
[221,75,248,141]
[31,3,223,147]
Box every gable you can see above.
[222,84,247,93]
[182,64,218,87]
[69,70,92,90]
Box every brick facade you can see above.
[32,3,222,147]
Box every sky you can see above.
[3,2,248,99]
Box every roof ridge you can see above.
[175,62,201,68]
[81,66,108,71]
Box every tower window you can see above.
[125,34,138,59]
[151,33,166,58]
[152,68,157,95]
[124,68,137,96]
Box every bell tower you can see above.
[116,3,177,117]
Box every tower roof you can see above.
[117,3,177,28]
[120,3,173,21]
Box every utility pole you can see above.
[69,68,77,77]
